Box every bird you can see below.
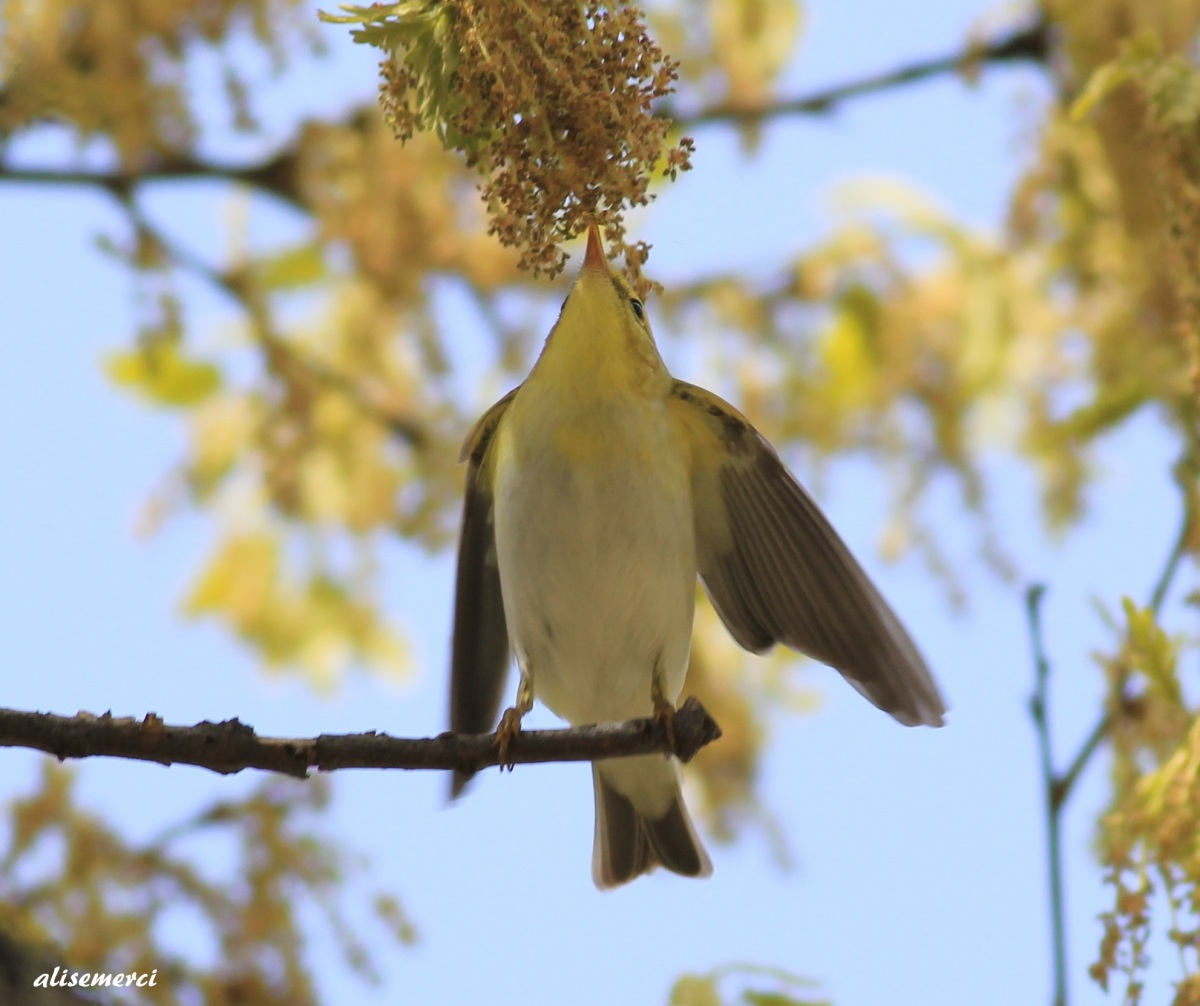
[448,222,945,889]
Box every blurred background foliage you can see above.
[2,0,1200,1002]
[0,764,416,1006]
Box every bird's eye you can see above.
[629,298,645,321]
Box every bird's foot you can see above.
[650,655,677,754]
[496,671,535,772]
[652,695,677,754]
[496,706,525,772]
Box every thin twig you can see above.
[1026,477,1196,1006]
[1049,720,1105,812]
[121,199,429,447]
[1051,492,1194,809]
[0,699,722,780]
[666,21,1048,129]
[1149,502,1192,616]
[1027,584,1069,1006]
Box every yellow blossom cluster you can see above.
[323,0,693,278]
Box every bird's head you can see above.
[542,223,661,380]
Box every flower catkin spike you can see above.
[322,0,695,277]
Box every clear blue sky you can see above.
[0,2,1187,1004]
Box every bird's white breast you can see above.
[492,386,696,726]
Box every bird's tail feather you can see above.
[591,756,711,889]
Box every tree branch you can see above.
[120,197,430,449]
[1024,473,1196,1006]
[0,699,721,780]
[667,20,1048,129]
[0,149,304,208]
[0,22,1050,203]
[1049,486,1195,809]
[1026,583,1069,1006]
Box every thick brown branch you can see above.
[0,699,721,780]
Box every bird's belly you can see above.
[493,415,696,726]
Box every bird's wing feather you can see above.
[670,380,945,727]
[449,387,519,795]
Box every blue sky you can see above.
[0,1,1188,1003]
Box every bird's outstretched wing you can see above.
[449,387,519,795]
[670,380,945,727]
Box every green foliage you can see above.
[319,2,467,145]
[1092,600,1200,1005]
[0,764,414,1005]
[1069,31,1165,122]
[107,342,222,408]
[320,0,694,281]
[8,0,1200,1000]
[254,242,329,291]
[0,0,316,164]
[1052,20,1200,993]
[185,532,410,685]
[670,965,828,1006]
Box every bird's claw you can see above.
[652,696,677,754]
[496,706,525,772]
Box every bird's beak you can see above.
[582,222,610,277]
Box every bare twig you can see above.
[1025,479,1196,1006]
[0,699,722,780]
[1026,583,1068,1006]
[667,21,1048,129]
[1149,500,1192,616]
[1049,491,1194,810]
[1050,718,1105,812]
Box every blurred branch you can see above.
[1149,498,1192,615]
[0,149,304,207]
[0,698,721,780]
[1025,486,1195,1006]
[0,23,1051,205]
[1052,489,1194,808]
[1,137,433,446]
[262,331,431,449]
[120,196,430,448]
[1026,584,1068,1006]
[668,20,1049,128]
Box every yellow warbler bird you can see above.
[450,224,944,889]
